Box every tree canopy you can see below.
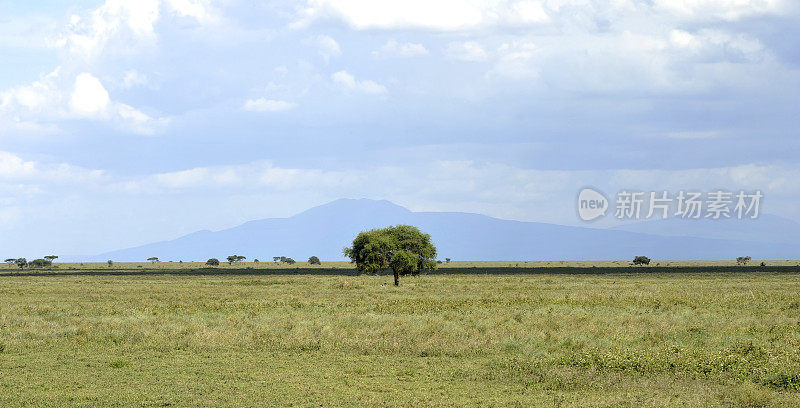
[29,258,52,268]
[344,225,437,285]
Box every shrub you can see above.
[632,256,651,265]
[308,256,321,265]
[206,258,220,266]
[29,259,52,268]
[107,260,114,267]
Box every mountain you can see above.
[609,214,800,246]
[94,198,800,261]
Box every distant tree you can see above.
[344,225,437,286]
[107,260,114,267]
[206,258,220,266]
[227,255,246,264]
[147,257,159,263]
[5,258,15,268]
[15,258,28,269]
[632,256,651,266]
[445,258,451,263]
[736,256,752,266]
[29,258,52,268]
[44,255,58,263]
[273,256,281,263]
[284,257,296,265]
[760,262,766,267]
[308,256,321,265]
[253,259,259,263]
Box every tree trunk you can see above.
[393,270,399,286]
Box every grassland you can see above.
[6,259,800,273]
[1,272,800,407]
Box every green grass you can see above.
[8,259,800,273]
[1,273,799,407]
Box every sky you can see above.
[1,0,799,257]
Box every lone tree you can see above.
[227,255,246,264]
[147,257,159,263]
[344,225,437,286]
[5,258,15,268]
[107,260,114,267]
[736,256,752,266]
[308,256,321,265]
[632,256,651,266]
[44,255,58,263]
[206,258,220,266]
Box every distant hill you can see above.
[94,198,800,262]
[609,214,800,246]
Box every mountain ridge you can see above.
[93,198,799,262]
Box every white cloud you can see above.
[116,103,169,135]
[653,0,789,21]
[669,29,765,62]
[331,70,388,95]
[316,35,341,61]
[0,68,62,113]
[670,29,702,50]
[294,0,551,31]
[70,73,111,117]
[164,0,219,23]
[117,70,149,89]
[1,70,167,135]
[56,0,161,58]
[373,40,428,57]
[54,0,219,58]
[446,41,488,61]
[118,161,360,193]
[0,151,105,183]
[296,0,787,31]
[487,40,538,79]
[242,98,298,112]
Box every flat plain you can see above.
[6,259,800,272]
[1,271,800,407]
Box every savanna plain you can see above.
[1,272,800,407]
